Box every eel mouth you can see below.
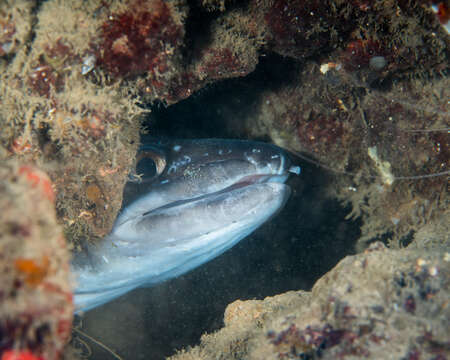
[140,174,281,217]
[140,169,300,218]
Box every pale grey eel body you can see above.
[72,138,300,312]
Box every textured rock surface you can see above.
[0,1,142,245]
[0,161,73,360]
[171,241,450,360]
[244,69,449,249]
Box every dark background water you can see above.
[73,56,361,360]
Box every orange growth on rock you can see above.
[18,166,55,203]
[1,350,43,360]
[14,256,50,286]
[11,137,32,154]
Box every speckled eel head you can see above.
[72,138,300,312]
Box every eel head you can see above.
[73,138,300,312]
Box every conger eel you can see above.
[72,138,300,312]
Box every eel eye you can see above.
[133,148,167,183]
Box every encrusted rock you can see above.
[0,161,73,360]
[171,242,450,360]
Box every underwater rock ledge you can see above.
[170,240,450,360]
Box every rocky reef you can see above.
[0,0,448,359]
[0,161,73,360]
[170,242,449,360]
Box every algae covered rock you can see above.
[171,242,450,360]
[0,161,73,360]
[0,1,142,244]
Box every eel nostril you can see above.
[289,166,301,175]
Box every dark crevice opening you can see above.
[143,52,301,138]
[79,52,360,360]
